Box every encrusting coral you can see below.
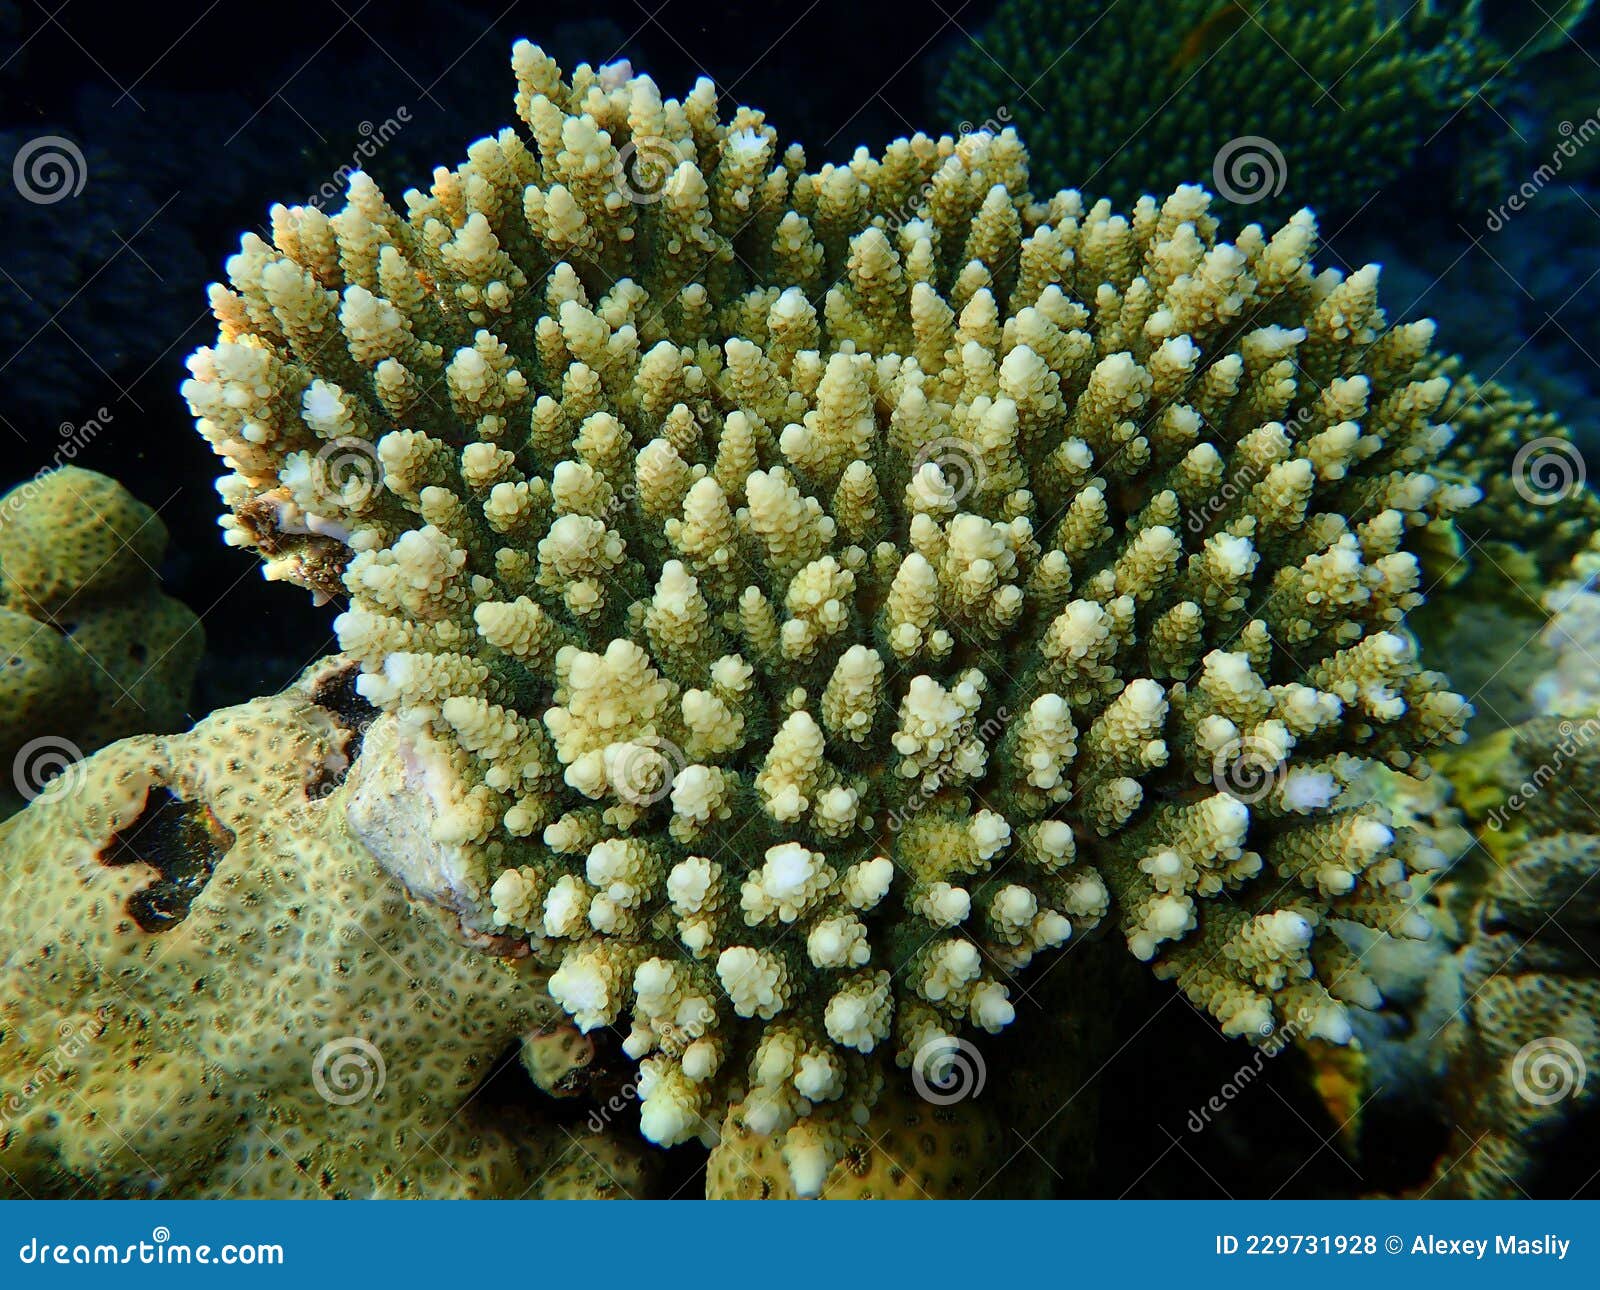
[706,1076,1006,1199]
[1423,715,1600,1198]
[0,467,202,817]
[939,0,1590,217]
[1343,600,1600,1198]
[0,658,660,1199]
[184,40,1479,1195]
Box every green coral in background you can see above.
[3,13,1598,1201]
[0,467,203,817]
[1433,361,1600,569]
[1421,715,1600,1197]
[939,0,1590,218]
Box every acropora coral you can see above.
[0,658,659,1199]
[1401,371,1600,733]
[0,467,202,817]
[939,0,1589,216]
[174,38,1496,1195]
[1435,362,1600,568]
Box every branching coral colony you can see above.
[939,0,1593,217]
[184,41,1478,1194]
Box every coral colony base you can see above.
[178,40,1479,1195]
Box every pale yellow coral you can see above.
[0,468,203,816]
[184,42,1477,1197]
[0,660,663,1198]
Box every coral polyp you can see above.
[183,40,1476,1193]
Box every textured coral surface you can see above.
[939,0,1589,217]
[0,467,202,816]
[1426,716,1600,1198]
[176,41,1491,1194]
[0,660,662,1199]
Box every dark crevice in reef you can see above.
[307,660,382,801]
[310,660,380,741]
[1358,1098,1455,1194]
[98,787,235,932]
[1524,1101,1600,1198]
